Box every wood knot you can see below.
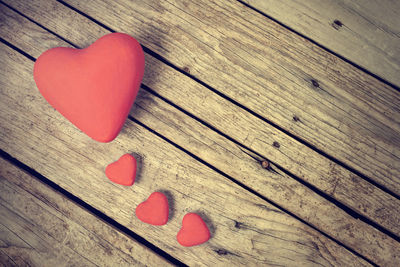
[182,66,190,73]
[261,160,270,169]
[332,19,343,30]
[311,79,319,88]
[273,141,280,148]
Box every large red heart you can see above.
[33,33,145,142]
[135,192,169,226]
[105,154,137,186]
[177,213,210,247]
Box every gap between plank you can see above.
[141,85,400,243]
[0,149,187,267]
[3,0,398,202]
[128,117,379,267]
[0,39,381,267]
[0,9,399,244]
[51,0,400,201]
[2,20,400,244]
[236,0,400,92]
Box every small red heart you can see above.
[33,33,145,142]
[135,192,169,225]
[177,213,210,247]
[105,154,137,186]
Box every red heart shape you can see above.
[135,192,169,226]
[105,154,137,186]
[33,33,145,142]
[177,213,210,247]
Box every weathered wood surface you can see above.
[243,0,400,88]
[1,2,399,265]
[58,0,400,195]
[3,0,400,238]
[0,158,172,267]
[0,42,374,266]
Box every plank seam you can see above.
[51,0,400,201]
[2,27,398,245]
[0,38,35,62]
[0,7,399,243]
[0,37,384,266]
[0,250,18,266]
[129,117,379,266]
[0,1,76,49]
[236,0,400,92]
[0,149,187,267]
[142,85,400,243]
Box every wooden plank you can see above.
[0,158,173,267]
[0,250,19,266]
[55,0,400,195]
[0,42,373,266]
[0,3,399,264]
[3,0,399,240]
[242,0,400,87]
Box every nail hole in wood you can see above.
[311,79,319,88]
[182,66,190,73]
[234,220,243,229]
[273,141,280,148]
[261,160,270,169]
[332,19,343,30]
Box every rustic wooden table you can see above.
[1,0,399,266]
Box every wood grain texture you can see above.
[0,43,373,266]
[0,158,172,267]
[243,0,400,87]
[1,2,399,264]
[3,0,400,238]
[58,0,400,195]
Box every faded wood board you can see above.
[3,0,400,240]
[0,43,374,266]
[243,0,400,88]
[57,0,400,194]
[1,2,399,264]
[0,158,172,267]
